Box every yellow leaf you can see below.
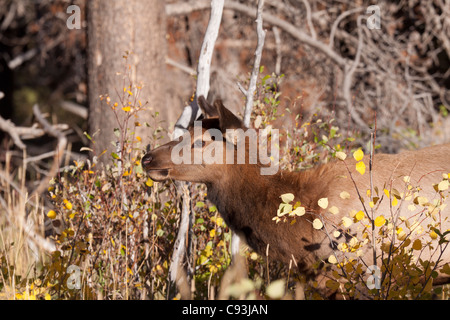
[313,218,323,230]
[326,280,340,290]
[412,239,422,251]
[209,229,216,237]
[329,206,339,215]
[328,255,338,264]
[280,193,295,203]
[333,230,341,238]
[438,180,449,191]
[355,210,365,221]
[397,230,407,241]
[342,217,353,228]
[384,189,390,198]
[349,237,358,247]
[318,198,328,209]
[340,191,350,200]
[45,293,51,300]
[374,215,386,227]
[63,199,73,210]
[338,243,349,252]
[416,196,428,206]
[392,196,398,207]
[146,178,154,187]
[136,136,142,142]
[355,161,366,175]
[292,206,306,217]
[266,279,285,299]
[122,106,131,112]
[47,210,57,220]
[336,152,347,161]
[430,230,438,240]
[353,149,364,161]
[272,216,281,224]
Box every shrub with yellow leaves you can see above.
[276,140,450,299]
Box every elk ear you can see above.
[214,99,245,131]
[197,95,218,118]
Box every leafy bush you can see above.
[277,147,450,299]
[3,64,448,300]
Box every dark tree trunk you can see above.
[87,0,169,161]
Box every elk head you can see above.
[142,96,280,183]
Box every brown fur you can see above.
[142,97,450,295]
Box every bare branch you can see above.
[172,0,224,140]
[0,115,27,150]
[166,0,348,68]
[169,0,225,298]
[60,101,88,120]
[301,0,316,40]
[329,7,364,49]
[243,0,266,128]
[273,26,282,75]
[342,16,369,133]
[168,183,192,299]
[166,57,197,76]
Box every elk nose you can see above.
[142,154,153,167]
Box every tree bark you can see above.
[87,0,169,160]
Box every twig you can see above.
[166,0,348,68]
[8,48,38,70]
[342,16,369,133]
[301,0,316,40]
[0,115,26,150]
[329,8,364,49]
[8,34,65,70]
[60,101,88,120]
[273,26,282,75]
[166,57,197,76]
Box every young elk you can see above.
[142,96,450,298]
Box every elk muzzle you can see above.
[142,144,174,181]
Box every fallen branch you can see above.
[0,115,26,150]
[0,112,69,150]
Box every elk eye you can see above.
[192,140,205,148]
